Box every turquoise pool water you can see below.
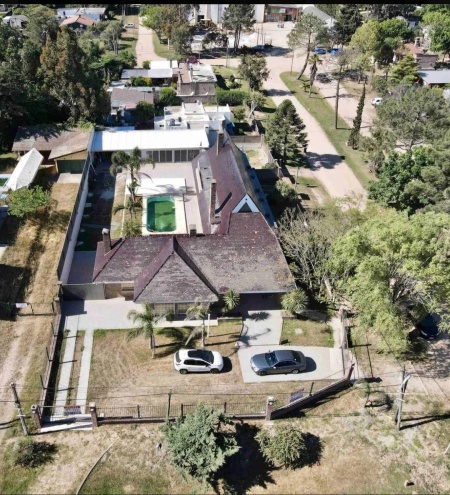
[146,196,176,232]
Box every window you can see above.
[153,303,174,316]
[159,150,173,162]
[188,149,197,161]
[176,302,190,315]
[184,359,196,366]
[121,283,134,292]
[149,150,160,163]
[195,360,209,367]
[174,149,188,162]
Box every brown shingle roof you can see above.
[93,213,295,297]
[12,126,91,158]
[60,15,95,26]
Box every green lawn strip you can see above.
[151,32,174,59]
[281,317,334,347]
[280,72,373,189]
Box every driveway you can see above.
[135,18,164,66]
[238,344,344,383]
[238,309,283,347]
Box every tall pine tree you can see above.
[334,5,362,45]
[348,81,365,149]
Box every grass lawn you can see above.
[281,317,334,347]
[280,72,373,189]
[0,152,16,173]
[152,32,175,59]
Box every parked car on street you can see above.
[416,314,441,340]
[125,22,135,28]
[371,97,383,106]
[330,48,343,56]
[314,47,326,55]
[250,349,306,376]
[173,349,224,374]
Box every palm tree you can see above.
[123,219,142,237]
[308,53,322,97]
[113,196,143,221]
[281,288,309,315]
[223,289,240,314]
[185,299,211,347]
[127,302,163,358]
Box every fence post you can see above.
[137,405,140,419]
[90,402,98,428]
[46,347,51,362]
[31,405,42,431]
[180,403,184,418]
[265,396,274,421]
[166,391,172,420]
[309,382,314,396]
[224,401,227,414]
[40,374,45,390]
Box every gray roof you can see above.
[121,68,173,80]
[418,70,450,85]
[302,6,334,22]
[111,88,154,108]
[93,213,295,298]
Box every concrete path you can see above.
[135,17,164,66]
[75,328,93,410]
[238,344,344,383]
[238,309,283,347]
[55,326,78,407]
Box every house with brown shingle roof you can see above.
[59,14,96,30]
[91,134,294,316]
[12,126,92,173]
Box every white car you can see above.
[173,349,224,374]
[371,97,383,106]
[125,22,135,28]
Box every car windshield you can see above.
[187,349,214,363]
[265,352,277,366]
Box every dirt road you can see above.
[135,18,164,66]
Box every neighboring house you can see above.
[91,128,210,162]
[56,7,106,21]
[177,62,217,104]
[121,68,176,86]
[265,4,302,22]
[91,135,292,315]
[396,42,437,70]
[110,88,155,116]
[191,4,265,24]
[12,127,92,173]
[154,101,231,132]
[301,5,336,28]
[59,15,96,30]
[2,14,28,28]
[418,70,450,88]
[396,14,420,29]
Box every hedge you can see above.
[216,88,247,106]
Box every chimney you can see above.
[210,180,217,218]
[189,224,197,237]
[102,228,111,253]
[216,132,224,155]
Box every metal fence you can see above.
[339,307,352,373]
[61,282,105,301]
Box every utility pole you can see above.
[395,367,411,431]
[10,382,29,436]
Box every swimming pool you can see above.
[146,196,176,232]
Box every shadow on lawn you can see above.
[213,423,275,495]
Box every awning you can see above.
[6,148,44,191]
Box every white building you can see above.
[191,4,265,24]
[154,102,231,132]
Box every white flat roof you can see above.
[91,129,210,152]
[151,60,178,70]
[127,178,186,196]
[6,148,43,191]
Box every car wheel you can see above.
[210,368,220,374]
[292,369,300,374]
[258,370,267,376]
[179,369,188,375]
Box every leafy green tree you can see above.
[101,21,124,54]
[366,4,416,21]
[423,11,450,58]
[141,4,196,41]
[161,404,239,483]
[256,423,322,469]
[238,53,270,91]
[281,289,309,315]
[244,91,266,113]
[171,24,194,57]
[233,106,245,123]
[348,81,366,149]
[277,199,366,294]
[7,186,51,218]
[288,14,325,80]
[201,29,228,52]
[334,4,362,45]
[389,54,419,86]
[371,85,450,153]
[265,100,307,166]
[158,87,180,108]
[223,289,240,313]
[222,4,256,53]
[127,302,163,358]
[24,5,59,47]
[329,206,450,352]
[133,101,155,127]
[113,196,143,221]
[275,180,297,204]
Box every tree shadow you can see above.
[294,432,323,468]
[155,327,195,358]
[213,423,275,495]
[246,311,269,321]
[400,412,450,430]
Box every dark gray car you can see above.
[250,349,307,376]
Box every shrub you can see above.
[228,81,240,89]
[216,88,246,106]
[262,162,277,169]
[275,180,297,202]
[13,440,57,468]
[7,186,51,218]
[371,75,388,95]
[229,74,235,83]
[142,60,150,69]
